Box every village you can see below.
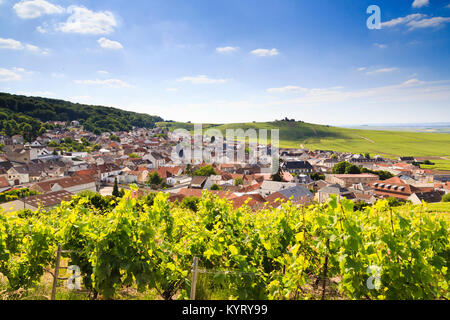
[0,121,449,213]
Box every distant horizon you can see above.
[3,90,450,128]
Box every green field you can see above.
[158,121,450,170]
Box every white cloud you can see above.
[250,48,279,57]
[412,0,429,8]
[266,86,308,93]
[374,43,387,49]
[98,37,123,50]
[36,23,50,34]
[366,67,398,75]
[176,75,229,84]
[74,78,131,88]
[265,78,450,106]
[166,88,178,92]
[13,0,65,19]
[407,17,450,29]
[0,37,48,54]
[57,6,117,35]
[358,67,367,72]
[0,67,32,81]
[216,46,239,54]
[381,13,427,28]
[97,70,109,75]
[382,13,450,30]
[0,38,23,50]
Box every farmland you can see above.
[157,121,450,169]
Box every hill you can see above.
[157,121,450,169]
[0,92,163,141]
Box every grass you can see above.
[420,159,450,171]
[157,121,450,170]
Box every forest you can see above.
[0,92,163,141]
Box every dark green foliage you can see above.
[0,92,163,138]
[181,196,200,212]
[112,178,120,197]
[210,184,222,190]
[442,194,450,203]
[271,159,284,182]
[193,165,217,177]
[310,173,325,181]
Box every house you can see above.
[369,177,434,201]
[30,176,97,194]
[325,173,379,188]
[230,194,267,210]
[316,184,355,203]
[190,176,208,189]
[166,175,192,186]
[98,163,122,181]
[23,190,74,211]
[282,161,314,174]
[4,145,38,163]
[276,185,313,205]
[408,190,444,205]
[7,166,30,185]
[143,151,166,168]
[0,176,11,192]
[258,181,298,197]
[0,190,73,213]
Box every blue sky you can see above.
[0,0,449,125]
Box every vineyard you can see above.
[0,187,449,300]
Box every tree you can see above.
[332,161,361,174]
[210,184,222,191]
[185,164,194,176]
[365,153,371,159]
[112,178,120,197]
[148,172,164,186]
[234,178,243,186]
[271,158,285,182]
[310,173,325,181]
[442,194,450,203]
[193,165,217,177]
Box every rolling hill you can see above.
[0,92,163,140]
[157,121,450,169]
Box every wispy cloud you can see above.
[266,86,308,93]
[381,13,450,30]
[0,67,33,81]
[366,67,398,75]
[408,17,450,29]
[74,78,131,88]
[250,48,279,57]
[0,37,49,54]
[216,46,239,54]
[374,43,387,49]
[98,37,123,50]
[265,79,450,106]
[412,0,429,8]
[176,75,229,84]
[13,0,65,19]
[57,6,117,35]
